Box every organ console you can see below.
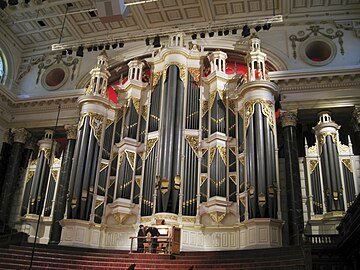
[130,220,181,254]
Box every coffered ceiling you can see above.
[0,0,359,54]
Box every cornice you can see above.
[269,66,360,83]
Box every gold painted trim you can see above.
[210,212,226,223]
[188,68,200,85]
[163,62,187,83]
[319,132,337,151]
[26,171,34,183]
[185,135,200,157]
[309,160,319,174]
[200,175,207,186]
[145,138,158,160]
[244,99,275,133]
[342,159,353,173]
[51,170,58,181]
[99,162,109,172]
[125,150,136,170]
[152,71,162,89]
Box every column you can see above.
[352,106,360,155]
[0,129,12,196]
[49,125,77,244]
[0,128,30,229]
[281,110,304,246]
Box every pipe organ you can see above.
[16,34,358,250]
[305,112,358,218]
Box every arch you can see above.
[0,38,15,87]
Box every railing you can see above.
[304,234,340,245]
[129,236,172,254]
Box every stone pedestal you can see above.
[239,218,283,249]
[59,219,102,247]
[18,214,52,244]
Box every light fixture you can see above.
[88,10,97,17]
[124,0,158,6]
[8,0,18,6]
[50,15,283,52]
[0,0,8,10]
[153,36,161,48]
[255,25,262,32]
[76,46,84,57]
[242,25,251,37]
[263,23,272,30]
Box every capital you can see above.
[11,128,30,144]
[65,124,78,140]
[2,129,12,144]
[281,110,298,128]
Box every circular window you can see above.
[41,65,69,90]
[300,37,336,66]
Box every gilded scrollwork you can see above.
[163,62,187,83]
[145,138,158,159]
[130,97,141,115]
[308,145,317,154]
[51,170,58,181]
[244,99,275,133]
[339,144,350,153]
[318,132,337,151]
[200,175,207,186]
[125,150,136,170]
[218,146,227,166]
[78,112,105,144]
[309,160,319,174]
[142,105,148,120]
[26,171,34,183]
[342,159,353,173]
[188,67,200,85]
[185,135,200,157]
[210,212,226,223]
[209,146,217,165]
[152,71,162,89]
[202,100,209,117]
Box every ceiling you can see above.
[1,0,359,54]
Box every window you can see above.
[299,37,336,66]
[0,52,4,83]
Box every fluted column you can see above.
[281,110,304,245]
[352,107,360,155]
[0,129,12,196]
[0,128,30,228]
[49,125,77,244]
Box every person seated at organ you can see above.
[146,226,160,253]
